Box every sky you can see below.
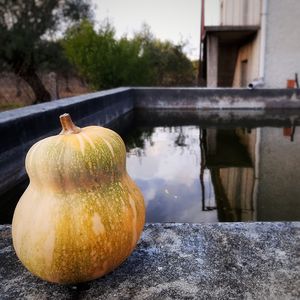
[93,0,220,60]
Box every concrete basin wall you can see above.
[133,88,300,109]
[0,87,133,194]
[1,87,300,195]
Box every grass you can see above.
[0,103,25,112]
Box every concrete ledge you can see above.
[1,223,299,299]
[133,88,300,109]
[0,87,132,153]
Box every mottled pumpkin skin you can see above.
[12,125,145,284]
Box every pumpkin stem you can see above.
[59,113,81,135]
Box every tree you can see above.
[142,40,194,86]
[63,20,151,89]
[133,25,194,86]
[63,21,194,89]
[0,0,92,104]
[63,20,115,89]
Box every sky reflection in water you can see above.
[126,126,217,223]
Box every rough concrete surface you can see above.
[0,222,299,299]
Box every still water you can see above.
[122,110,300,223]
[1,109,300,223]
[125,126,217,223]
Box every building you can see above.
[198,1,300,222]
[201,0,300,88]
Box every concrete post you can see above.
[207,35,219,87]
[48,72,59,100]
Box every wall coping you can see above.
[0,87,131,124]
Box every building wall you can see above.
[205,0,221,26]
[216,0,262,87]
[264,0,300,87]
[232,32,261,87]
[220,0,261,26]
[208,0,300,88]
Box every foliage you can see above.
[0,0,92,103]
[63,20,149,89]
[63,21,195,89]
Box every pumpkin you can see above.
[12,113,145,284]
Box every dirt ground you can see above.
[0,72,92,111]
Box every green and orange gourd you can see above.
[12,113,145,284]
